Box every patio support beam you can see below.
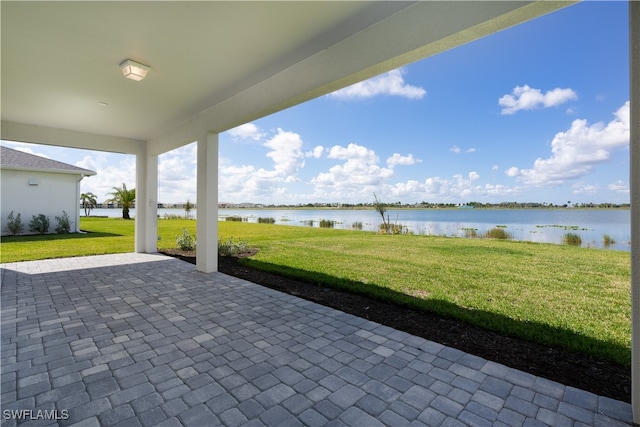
[135,147,158,253]
[196,132,218,273]
[631,0,640,423]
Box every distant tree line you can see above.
[248,201,630,209]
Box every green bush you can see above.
[257,217,276,224]
[225,216,246,222]
[176,228,196,251]
[485,227,512,240]
[54,211,72,234]
[319,219,335,228]
[218,236,248,256]
[163,214,185,220]
[352,221,363,230]
[6,211,24,236]
[563,232,582,246]
[29,214,50,234]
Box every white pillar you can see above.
[631,1,640,423]
[75,176,83,233]
[135,149,158,253]
[196,132,219,273]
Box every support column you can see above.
[75,176,83,233]
[135,148,158,253]
[196,132,219,273]
[631,1,640,423]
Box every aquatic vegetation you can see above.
[485,227,512,240]
[563,232,582,246]
[603,234,616,247]
[460,228,478,238]
[319,219,336,228]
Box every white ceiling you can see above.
[1,1,574,156]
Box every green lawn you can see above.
[1,217,631,366]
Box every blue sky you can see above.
[2,1,630,205]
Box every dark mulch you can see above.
[159,249,630,402]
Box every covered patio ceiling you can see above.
[2,1,574,156]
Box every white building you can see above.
[0,146,96,235]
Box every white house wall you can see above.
[1,170,83,235]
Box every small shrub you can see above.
[319,219,335,228]
[378,223,410,235]
[29,214,50,234]
[302,220,314,227]
[163,214,184,220]
[225,216,245,222]
[485,227,512,240]
[258,217,276,224]
[603,234,615,247]
[6,211,24,236]
[176,228,196,251]
[352,221,363,230]
[218,236,249,256]
[54,211,72,234]
[462,228,478,238]
[563,232,582,246]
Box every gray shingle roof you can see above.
[0,146,96,175]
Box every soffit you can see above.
[1,1,386,141]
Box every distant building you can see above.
[1,146,96,235]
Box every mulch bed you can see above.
[159,249,630,403]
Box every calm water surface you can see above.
[91,208,631,251]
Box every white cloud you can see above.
[508,101,629,186]
[499,85,577,115]
[572,182,600,195]
[305,145,324,159]
[311,143,394,193]
[386,153,422,167]
[263,128,304,182]
[157,143,198,202]
[78,154,136,202]
[357,167,523,202]
[228,123,265,141]
[450,146,475,154]
[3,141,56,159]
[505,167,521,177]
[219,129,305,202]
[491,165,499,172]
[327,68,426,100]
[608,180,629,194]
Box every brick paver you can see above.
[1,253,633,426]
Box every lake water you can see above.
[90,207,632,251]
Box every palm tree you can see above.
[80,192,97,217]
[106,183,136,219]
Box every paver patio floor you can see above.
[1,253,633,426]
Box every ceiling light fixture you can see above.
[119,59,150,81]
